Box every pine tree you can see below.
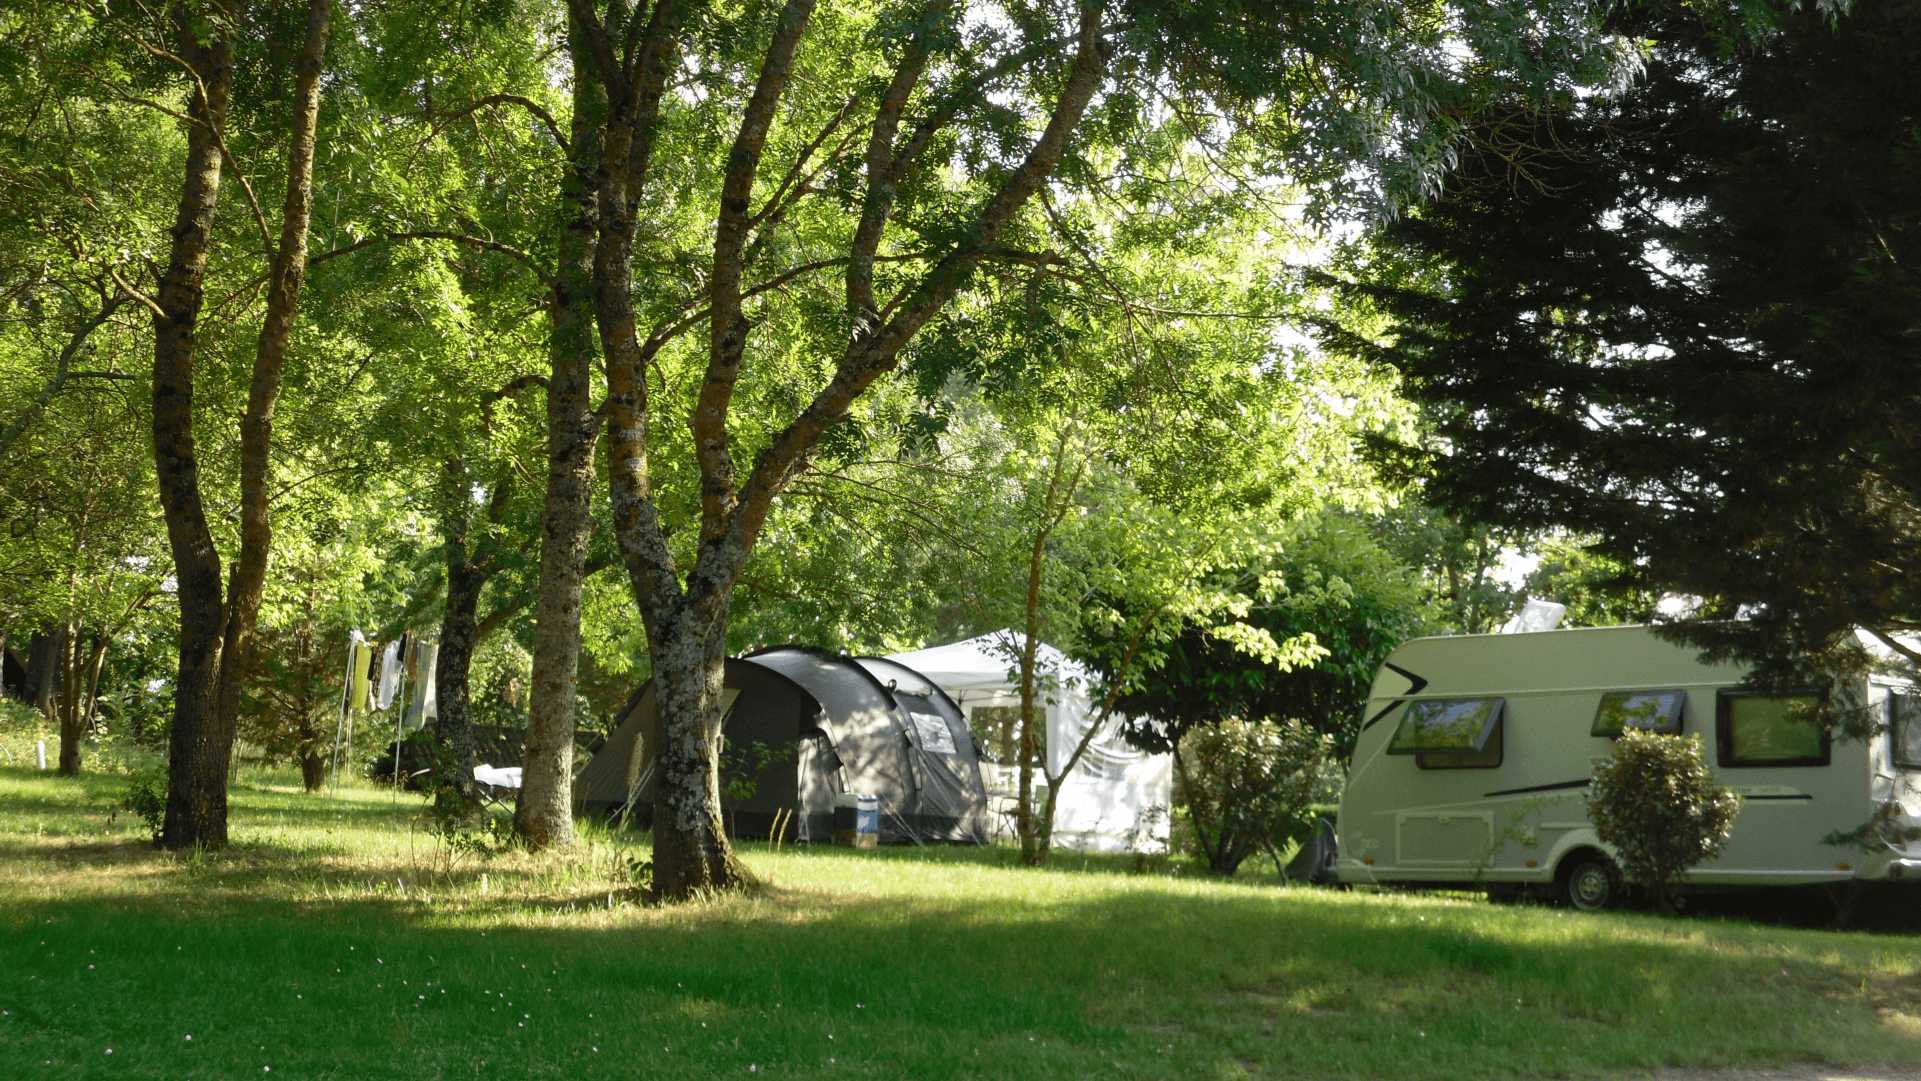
[1327,0,1921,681]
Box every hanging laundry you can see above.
[344,631,372,713]
[374,634,407,711]
[406,640,439,731]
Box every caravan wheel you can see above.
[1558,855,1620,910]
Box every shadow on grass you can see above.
[7,853,1921,1081]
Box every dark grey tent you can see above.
[574,648,988,844]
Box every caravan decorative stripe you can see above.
[1482,778,1591,798]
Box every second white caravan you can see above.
[1337,625,1921,907]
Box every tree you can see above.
[75,0,339,847]
[1093,514,1428,766]
[1370,504,1532,636]
[241,525,380,790]
[1522,535,1658,628]
[1588,730,1741,913]
[1323,0,1921,686]
[589,0,1634,899]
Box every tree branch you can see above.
[440,93,568,152]
[307,231,555,287]
[720,3,1112,569]
[695,0,819,545]
[0,292,128,459]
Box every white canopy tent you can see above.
[884,630,1171,852]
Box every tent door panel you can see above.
[797,732,843,843]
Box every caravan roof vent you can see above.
[1499,599,1566,634]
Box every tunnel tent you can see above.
[845,652,986,842]
[574,649,988,844]
[742,646,988,843]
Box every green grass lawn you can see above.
[3,765,1920,1080]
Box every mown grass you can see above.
[3,765,1921,1080]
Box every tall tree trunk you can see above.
[514,17,606,851]
[152,4,236,850]
[1016,630,1040,864]
[155,0,332,849]
[30,629,60,719]
[1015,431,1084,866]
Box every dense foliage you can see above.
[1588,731,1742,913]
[1174,716,1332,876]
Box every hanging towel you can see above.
[345,632,373,713]
[406,640,439,731]
[374,635,405,711]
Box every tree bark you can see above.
[513,14,606,851]
[155,0,331,849]
[151,6,234,846]
[300,750,326,791]
[55,624,84,776]
[648,612,746,897]
[434,464,513,808]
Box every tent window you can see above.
[1592,690,1685,738]
[1717,690,1828,767]
[1889,693,1921,771]
[908,711,958,755]
[1388,698,1504,756]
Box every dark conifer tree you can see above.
[1326,0,1921,682]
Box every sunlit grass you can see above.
[3,764,1920,1079]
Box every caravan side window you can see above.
[1717,690,1828,767]
[1386,698,1505,770]
[1592,690,1685,738]
[1890,693,1921,771]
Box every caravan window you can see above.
[1717,690,1828,767]
[1387,699,1505,769]
[1592,690,1685,738]
[1890,693,1921,771]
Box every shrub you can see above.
[1587,730,1741,913]
[123,766,168,843]
[1175,717,1331,876]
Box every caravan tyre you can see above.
[1558,855,1620,911]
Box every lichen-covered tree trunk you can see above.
[513,19,605,851]
[434,548,487,806]
[647,611,744,896]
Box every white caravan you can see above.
[1337,625,1921,907]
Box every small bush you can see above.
[123,766,168,843]
[1587,730,1741,913]
[1176,717,1331,876]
